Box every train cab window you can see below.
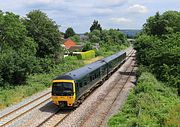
[52,82,73,96]
[76,83,79,88]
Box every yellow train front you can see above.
[52,51,126,108]
[52,78,76,107]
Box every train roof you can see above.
[54,50,126,81]
[102,51,126,63]
[54,60,106,81]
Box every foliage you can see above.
[95,43,127,57]
[88,29,127,45]
[135,11,180,91]
[88,30,101,43]
[82,41,92,52]
[70,34,81,44]
[108,72,180,127]
[90,20,102,32]
[0,56,85,109]
[143,11,180,36]
[64,27,75,38]
[77,50,95,60]
[0,11,38,85]
[101,29,127,44]
[23,10,63,60]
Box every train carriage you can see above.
[52,51,126,108]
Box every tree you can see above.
[23,10,63,59]
[0,11,38,85]
[90,20,102,32]
[143,11,180,36]
[64,27,75,38]
[82,41,92,52]
[70,35,81,44]
[88,30,101,43]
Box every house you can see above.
[63,39,77,49]
[62,39,83,56]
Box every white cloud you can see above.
[93,0,126,7]
[110,17,132,24]
[128,4,148,14]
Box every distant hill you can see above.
[119,29,141,38]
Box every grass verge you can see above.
[108,72,180,127]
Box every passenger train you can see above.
[52,51,126,108]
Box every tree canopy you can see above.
[143,11,180,36]
[23,10,63,59]
[90,20,102,32]
[135,10,180,91]
[0,11,38,85]
[64,27,75,38]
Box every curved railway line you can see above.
[0,48,134,127]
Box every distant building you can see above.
[62,39,83,54]
[63,39,77,49]
[79,34,89,41]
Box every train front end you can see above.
[52,80,76,108]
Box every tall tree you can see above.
[90,20,102,32]
[143,11,180,36]
[64,27,75,38]
[0,11,38,85]
[23,10,63,59]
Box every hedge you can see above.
[77,50,95,60]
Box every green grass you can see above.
[108,72,180,127]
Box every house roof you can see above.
[63,39,77,49]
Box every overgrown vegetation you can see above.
[108,72,180,127]
[109,10,180,127]
[135,11,180,92]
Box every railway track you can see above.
[80,50,135,127]
[36,109,72,127]
[0,91,51,127]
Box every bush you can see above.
[77,50,95,60]
[82,41,92,52]
[108,72,180,127]
[135,33,180,89]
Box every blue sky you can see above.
[0,0,180,33]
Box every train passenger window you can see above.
[79,82,83,87]
[90,76,93,81]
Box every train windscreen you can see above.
[52,82,73,96]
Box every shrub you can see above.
[77,50,95,60]
[108,72,180,127]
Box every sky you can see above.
[0,0,180,33]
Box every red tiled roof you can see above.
[64,39,76,49]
